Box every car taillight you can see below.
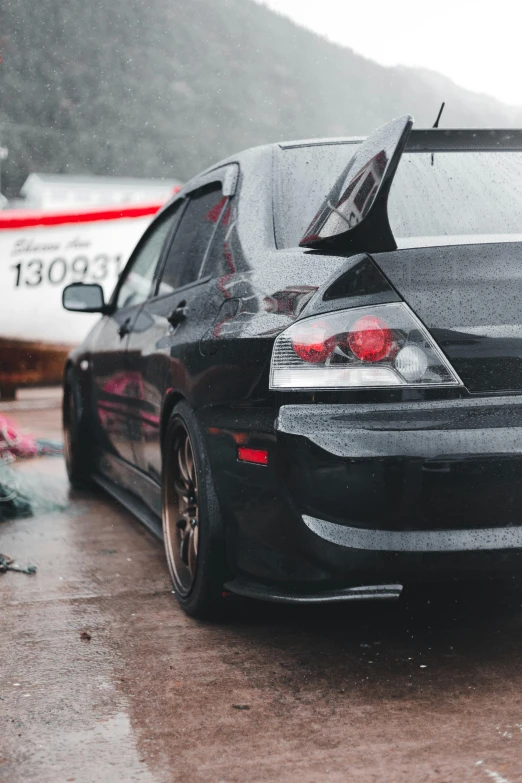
[291,321,336,363]
[347,315,394,362]
[270,302,462,390]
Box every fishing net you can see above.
[0,414,63,522]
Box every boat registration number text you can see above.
[10,254,123,287]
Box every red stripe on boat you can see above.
[0,192,181,230]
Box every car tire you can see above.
[162,401,230,619]
[63,367,95,488]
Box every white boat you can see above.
[0,202,163,398]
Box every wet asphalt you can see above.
[3,403,522,782]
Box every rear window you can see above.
[389,152,522,240]
[275,145,522,247]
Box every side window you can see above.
[116,205,179,309]
[158,183,226,294]
[202,200,235,279]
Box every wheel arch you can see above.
[63,355,96,430]
[160,391,185,456]
[63,359,75,384]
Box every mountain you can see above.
[1,0,521,198]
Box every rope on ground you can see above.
[0,553,37,575]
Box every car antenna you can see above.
[431,101,445,165]
[433,101,445,128]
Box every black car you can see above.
[63,115,522,618]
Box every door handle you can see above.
[167,301,187,328]
[118,317,131,338]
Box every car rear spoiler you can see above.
[300,118,522,254]
[406,128,522,152]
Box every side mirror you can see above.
[62,283,107,313]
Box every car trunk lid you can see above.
[372,241,522,393]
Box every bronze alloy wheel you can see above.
[163,420,199,597]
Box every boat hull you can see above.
[0,203,163,397]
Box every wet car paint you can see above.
[374,241,522,393]
[65,128,522,598]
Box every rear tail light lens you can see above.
[270,302,462,390]
[347,315,394,362]
[291,321,336,363]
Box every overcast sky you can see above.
[259,0,522,107]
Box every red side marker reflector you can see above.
[237,447,268,465]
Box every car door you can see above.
[125,168,237,510]
[91,205,178,473]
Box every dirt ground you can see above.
[3,399,522,782]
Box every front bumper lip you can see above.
[303,515,522,553]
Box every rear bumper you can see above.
[202,396,522,590]
[277,397,522,535]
